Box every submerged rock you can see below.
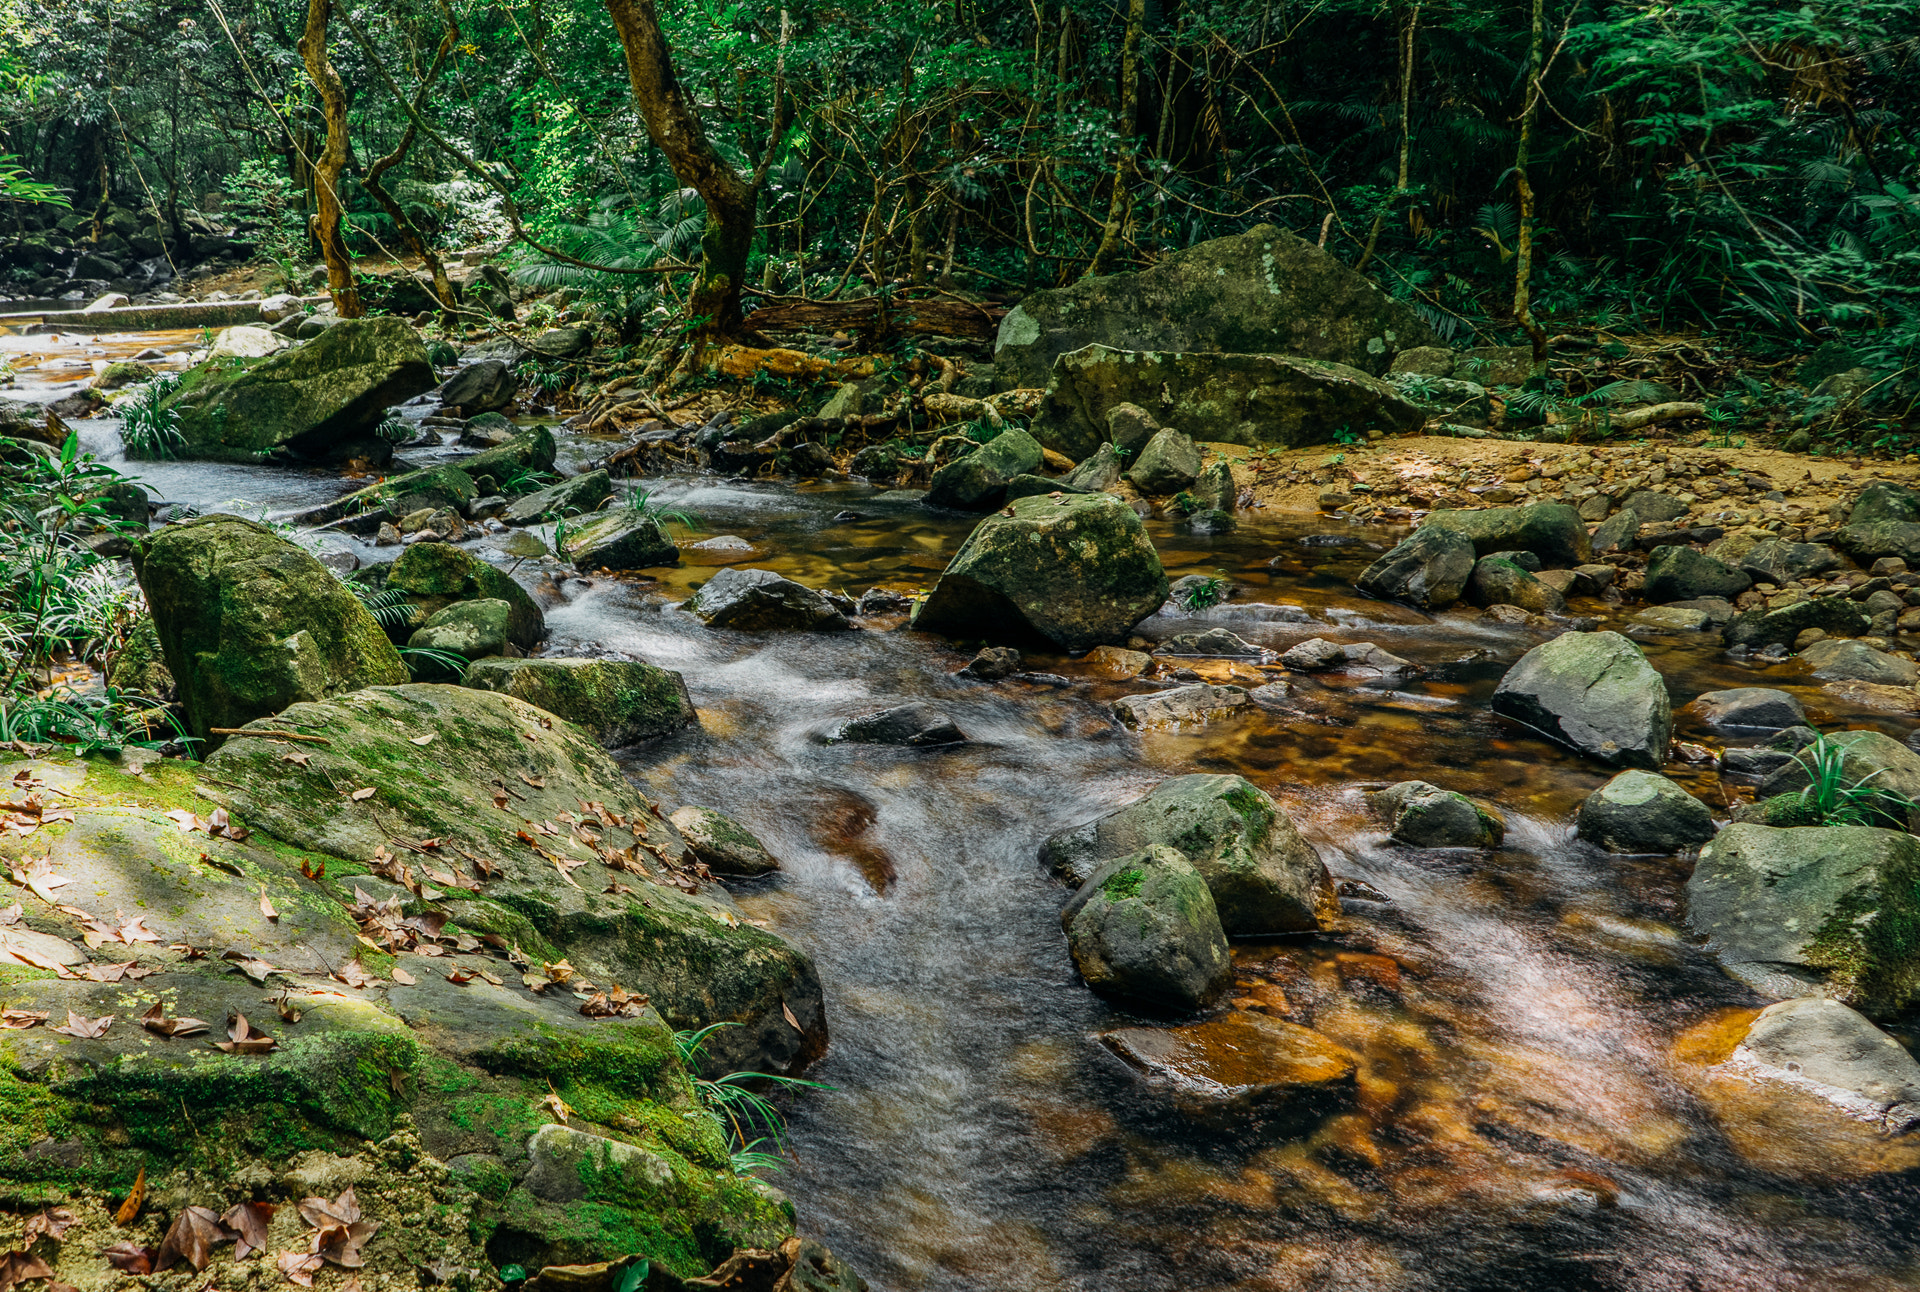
[1576,770,1715,853]
[1686,687,1807,732]
[465,656,697,747]
[1687,823,1920,1017]
[1727,997,1920,1133]
[1490,630,1672,769]
[670,805,780,877]
[831,703,966,747]
[1370,780,1504,848]
[958,646,1023,680]
[1040,773,1338,935]
[1355,526,1476,610]
[162,316,434,463]
[1061,846,1231,1012]
[684,567,850,632]
[133,515,408,748]
[913,492,1167,652]
[1100,1010,1359,1122]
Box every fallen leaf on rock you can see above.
[349,787,375,802]
[333,961,375,990]
[300,859,326,881]
[444,968,475,985]
[22,1208,74,1244]
[259,887,278,922]
[543,959,576,984]
[104,1242,154,1274]
[0,904,18,926]
[156,1204,236,1272]
[49,1010,111,1038]
[215,1012,276,1054]
[207,807,249,842]
[224,951,279,984]
[782,1000,801,1032]
[410,734,435,746]
[521,972,548,993]
[298,1189,378,1268]
[390,965,416,985]
[171,943,208,960]
[272,991,304,1024]
[0,1010,46,1029]
[114,1166,146,1224]
[275,1251,322,1286]
[518,772,544,789]
[141,1002,211,1038]
[8,856,69,903]
[222,1202,276,1260]
[164,809,201,834]
[282,751,311,768]
[544,1091,572,1124]
[0,1250,52,1292]
[119,913,161,944]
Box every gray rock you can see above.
[1191,460,1237,512]
[464,656,697,748]
[1490,630,1672,768]
[1389,346,1454,378]
[1061,847,1232,1012]
[1039,773,1338,935]
[1423,503,1592,567]
[1687,823,1920,1016]
[1621,489,1689,524]
[1631,606,1712,633]
[913,492,1167,652]
[504,470,613,525]
[1725,596,1872,651]
[1112,683,1249,729]
[669,805,779,877]
[1128,428,1202,495]
[1835,520,1920,566]
[1643,545,1752,603]
[1355,526,1477,610]
[684,567,850,632]
[832,703,965,747]
[408,597,511,660]
[528,326,593,359]
[1575,770,1715,853]
[1665,596,1736,626]
[1060,442,1125,493]
[1740,540,1843,585]
[1105,403,1162,455]
[958,646,1023,680]
[924,428,1043,510]
[437,360,517,415]
[1003,473,1074,502]
[1370,780,1504,848]
[1590,507,1641,555]
[1729,997,1920,1132]
[1687,687,1807,732]
[994,223,1439,389]
[1279,638,1415,678]
[1848,481,1920,527]
[1468,555,1567,614]
[560,511,680,571]
[1156,628,1264,659]
[1801,638,1920,685]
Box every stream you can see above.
[9,325,1920,1291]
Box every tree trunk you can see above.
[1512,0,1547,368]
[604,0,757,338]
[1357,4,1419,274]
[297,0,363,317]
[1087,0,1144,278]
[360,21,458,313]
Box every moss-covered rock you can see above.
[462,425,557,483]
[667,807,778,877]
[1421,502,1592,567]
[1060,846,1231,1012]
[162,317,434,463]
[107,614,173,699]
[387,542,545,650]
[200,685,824,1076]
[561,513,680,572]
[923,429,1043,510]
[132,516,409,748]
[465,657,697,748]
[506,471,613,526]
[912,492,1167,651]
[994,224,1440,389]
[410,598,513,661]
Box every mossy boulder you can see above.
[1643,545,1752,603]
[1687,824,1920,1017]
[200,685,825,1076]
[1576,769,1716,853]
[1355,526,1477,610]
[161,316,434,463]
[387,542,545,650]
[1490,630,1671,769]
[1369,780,1504,848]
[924,428,1044,510]
[1724,595,1872,651]
[1061,846,1232,1012]
[683,568,847,632]
[462,425,558,484]
[1040,773,1339,936]
[1421,502,1592,567]
[409,598,513,661]
[132,515,409,748]
[912,492,1168,652]
[1033,345,1424,462]
[505,471,613,525]
[994,223,1440,389]
[668,807,778,877]
[561,512,680,571]
[465,657,697,748]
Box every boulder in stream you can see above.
[1576,770,1716,853]
[408,597,512,661]
[1112,683,1249,730]
[1355,526,1476,610]
[161,316,434,463]
[1686,823,1920,1017]
[1127,428,1202,495]
[1370,780,1504,848]
[1643,545,1752,603]
[384,541,546,650]
[1101,1010,1359,1124]
[923,428,1043,510]
[1041,773,1338,935]
[670,805,780,877]
[1467,555,1566,614]
[912,492,1167,652]
[830,703,966,747]
[684,567,850,632]
[1728,997,1920,1133]
[1686,687,1807,732]
[505,469,613,525]
[465,656,697,747]
[1061,846,1232,1012]
[561,510,681,571]
[437,358,517,415]
[1422,502,1592,567]
[132,515,408,748]
[1490,630,1671,769]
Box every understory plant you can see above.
[119,373,186,460]
[671,1023,829,1176]
[621,488,699,534]
[1788,734,1916,827]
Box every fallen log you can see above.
[743,294,1004,341]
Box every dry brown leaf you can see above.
[49,1010,111,1039]
[0,904,19,926]
[223,951,279,984]
[0,1249,50,1292]
[543,959,576,985]
[163,808,201,834]
[21,1208,74,1245]
[518,772,544,788]
[297,1189,378,1268]
[275,1251,322,1286]
[155,1204,235,1272]
[140,1001,211,1039]
[348,787,376,801]
[0,1009,45,1029]
[282,750,311,768]
[8,856,69,904]
[332,961,375,990]
[389,966,416,985]
[475,969,503,986]
[259,887,279,922]
[215,1012,276,1055]
[782,1000,801,1032]
[104,1242,154,1275]
[299,858,326,881]
[272,991,304,1024]
[222,1202,276,1261]
[544,1091,572,1124]
[118,913,161,944]
[444,968,475,985]
[409,734,435,746]
[114,1166,146,1225]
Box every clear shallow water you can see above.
[13,328,1920,1290]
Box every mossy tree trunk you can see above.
[297,0,364,318]
[1087,0,1144,279]
[1511,0,1548,369]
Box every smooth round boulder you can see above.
[408,597,511,660]
[1686,687,1806,732]
[912,492,1168,652]
[831,703,965,747]
[438,359,517,415]
[1490,630,1672,769]
[1800,639,1920,685]
[1061,847,1232,1013]
[1467,555,1566,614]
[1730,997,1920,1132]
[670,805,779,877]
[1643,545,1752,603]
[1370,780,1504,848]
[1127,428,1202,495]
[1422,502,1592,567]
[1575,770,1715,853]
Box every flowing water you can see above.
[9,325,1920,1291]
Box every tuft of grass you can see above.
[671,1023,829,1177]
[1178,576,1229,612]
[621,487,698,534]
[119,373,186,460]
[1790,733,1916,826]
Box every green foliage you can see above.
[226,159,309,291]
[620,488,698,534]
[119,373,185,460]
[0,152,67,207]
[1177,576,1228,612]
[1789,734,1916,827]
[374,414,413,445]
[347,583,416,631]
[670,1024,829,1177]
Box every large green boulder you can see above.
[201,684,826,1076]
[1490,630,1671,768]
[463,424,558,483]
[562,511,682,571]
[409,597,512,660]
[1061,847,1232,1012]
[386,541,545,649]
[1643,545,1751,603]
[466,656,698,748]
[1848,481,1920,526]
[1370,780,1504,848]
[1576,769,1716,853]
[924,428,1043,510]
[1040,773,1339,935]
[161,316,434,462]
[1127,428,1202,495]
[505,469,613,525]
[1687,824,1920,1017]
[132,515,408,748]
[1466,555,1565,614]
[1033,346,1425,462]
[1421,503,1592,567]
[994,224,1440,389]
[912,492,1167,651]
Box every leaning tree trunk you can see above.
[1511,0,1547,369]
[1086,0,1144,278]
[360,23,458,313]
[604,0,758,340]
[297,0,364,318]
